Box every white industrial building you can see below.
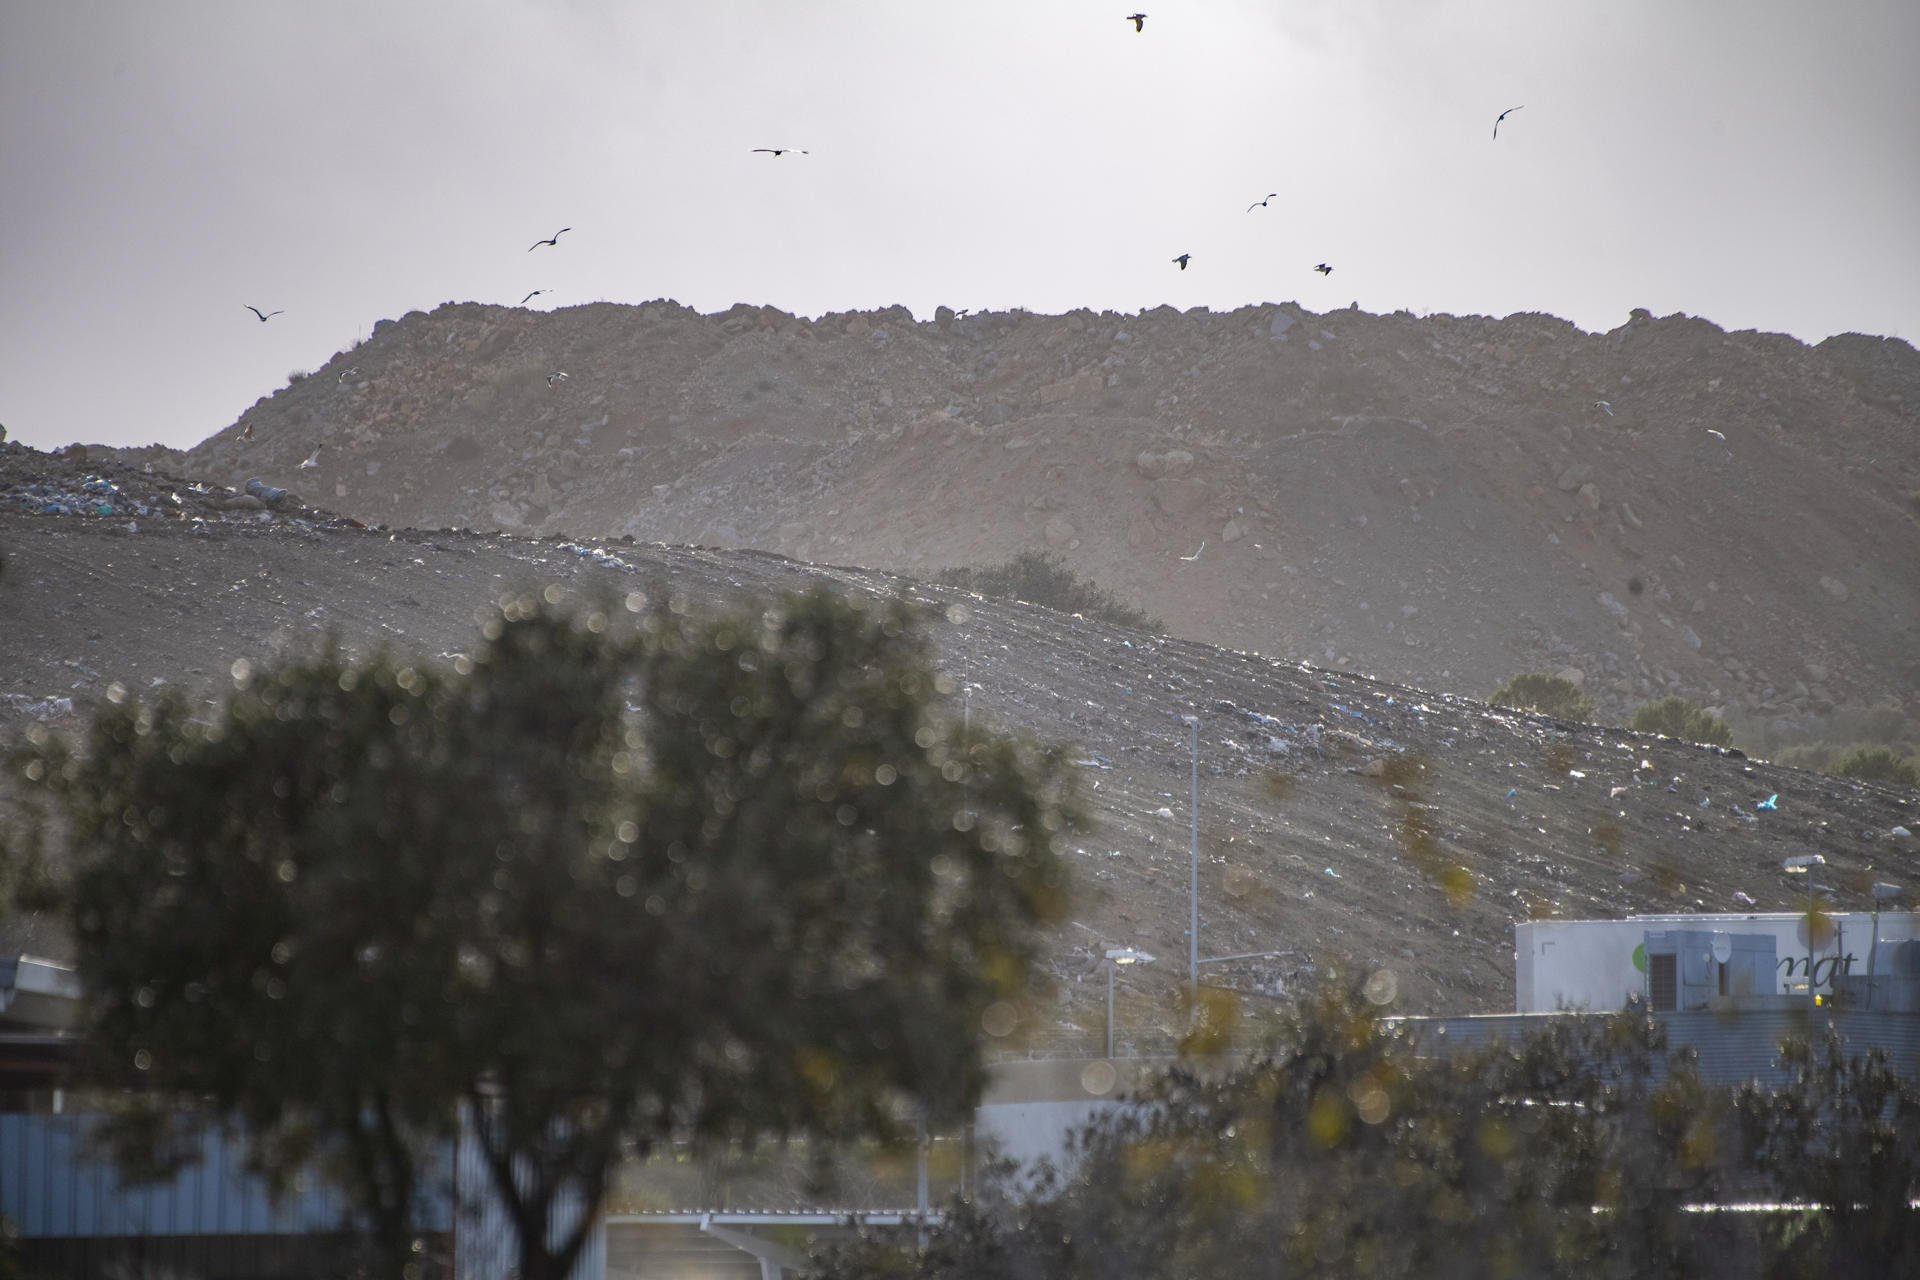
[1514,910,1920,1014]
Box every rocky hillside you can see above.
[142,299,1920,741]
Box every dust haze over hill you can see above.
[168,298,1920,734]
[4,298,1918,1033]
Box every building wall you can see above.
[1514,913,1920,1013]
[0,1112,363,1238]
[1405,1008,1920,1088]
[0,1111,603,1280]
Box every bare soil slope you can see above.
[5,444,1916,1037]
[158,300,1920,738]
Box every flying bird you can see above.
[1178,541,1205,562]
[1126,13,1146,32]
[528,228,571,251]
[1493,105,1523,141]
[242,423,254,441]
[244,306,283,322]
[1594,400,1613,416]
[298,445,322,470]
[520,289,550,305]
[337,366,359,384]
[1247,193,1277,212]
[546,371,569,387]
[1172,253,1191,270]
[1705,428,1726,441]
[1312,263,1332,275]
[751,148,808,156]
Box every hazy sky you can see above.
[3,0,1916,451]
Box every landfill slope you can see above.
[156,299,1920,740]
[4,444,1915,1032]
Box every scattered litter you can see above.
[1609,785,1628,798]
[1154,806,1175,819]
[1505,788,1517,801]
[1324,867,1340,878]
[1756,794,1778,811]
[1568,769,1586,779]
[0,694,75,721]
[1733,891,1757,907]
[1892,826,1912,840]
[559,541,636,571]
[244,477,294,508]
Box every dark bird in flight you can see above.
[546,371,570,388]
[751,148,808,157]
[1313,262,1333,275]
[244,305,283,322]
[520,289,550,305]
[1493,105,1523,141]
[1173,253,1191,270]
[528,228,571,251]
[1247,193,1277,212]
[1126,13,1146,32]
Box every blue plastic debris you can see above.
[1757,794,1778,811]
[1505,788,1517,801]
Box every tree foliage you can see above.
[937,551,1162,632]
[20,585,1075,1280]
[1488,672,1596,723]
[1631,695,1734,747]
[1834,745,1920,788]
[826,982,1920,1280]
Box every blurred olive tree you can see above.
[830,981,1920,1280]
[18,586,1074,1280]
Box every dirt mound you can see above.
[159,300,1920,741]
[3,450,1916,1026]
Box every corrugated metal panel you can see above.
[453,1118,603,1280]
[0,1113,351,1237]
[0,1113,462,1240]
[0,1110,603,1277]
[1401,1011,1920,1089]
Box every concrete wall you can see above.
[973,1058,1166,1174]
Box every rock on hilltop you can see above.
[172,300,1920,730]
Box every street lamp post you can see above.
[1104,947,1155,1058]
[1180,715,1199,1010]
[1783,854,1826,1012]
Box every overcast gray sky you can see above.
[3,0,1916,452]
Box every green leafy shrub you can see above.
[939,551,1162,632]
[1630,696,1733,746]
[1835,746,1920,787]
[1489,673,1595,723]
